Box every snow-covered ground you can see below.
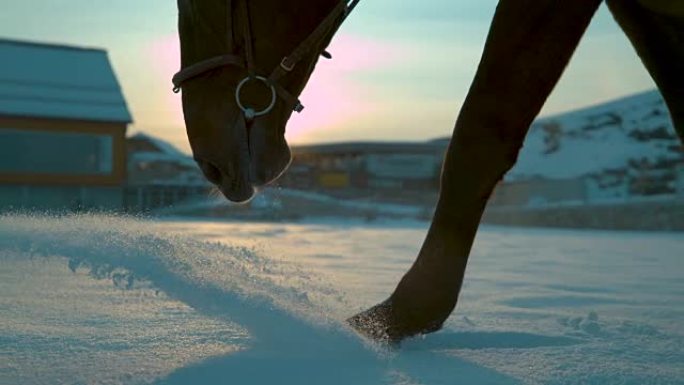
[1,214,682,384]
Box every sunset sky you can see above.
[2,0,657,153]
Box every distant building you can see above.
[489,177,588,207]
[285,141,446,191]
[125,133,210,211]
[0,39,131,211]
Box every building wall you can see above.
[123,185,210,212]
[0,116,127,211]
[0,116,126,186]
[366,154,439,180]
[317,172,350,189]
[287,150,442,191]
[0,185,123,211]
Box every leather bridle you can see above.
[172,0,360,121]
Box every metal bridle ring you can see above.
[235,76,277,119]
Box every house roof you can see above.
[0,38,132,123]
[127,132,196,167]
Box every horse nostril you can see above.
[196,159,223,185]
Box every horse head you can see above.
[175,0,345,202]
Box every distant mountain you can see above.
[506,90,683,197]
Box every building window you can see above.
[0,128,113,175]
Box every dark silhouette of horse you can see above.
[174,0,684,342]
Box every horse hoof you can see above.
[347,300,400,344]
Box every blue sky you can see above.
[2,0,657,153]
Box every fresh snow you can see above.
[1,214,682,385]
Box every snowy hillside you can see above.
[509,90,683,195]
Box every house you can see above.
[0,39,131,211]
[125,133,210,211]
[286,141,445,191]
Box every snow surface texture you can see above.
[511,90,682,185]
[1,214,682,384]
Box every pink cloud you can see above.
[322,33,402,71]
[146,33,403,143]
[150,36,185,124]
[287,34,403,142]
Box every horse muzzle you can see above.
[196,157,255,203]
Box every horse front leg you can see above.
[348,0,602,343]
